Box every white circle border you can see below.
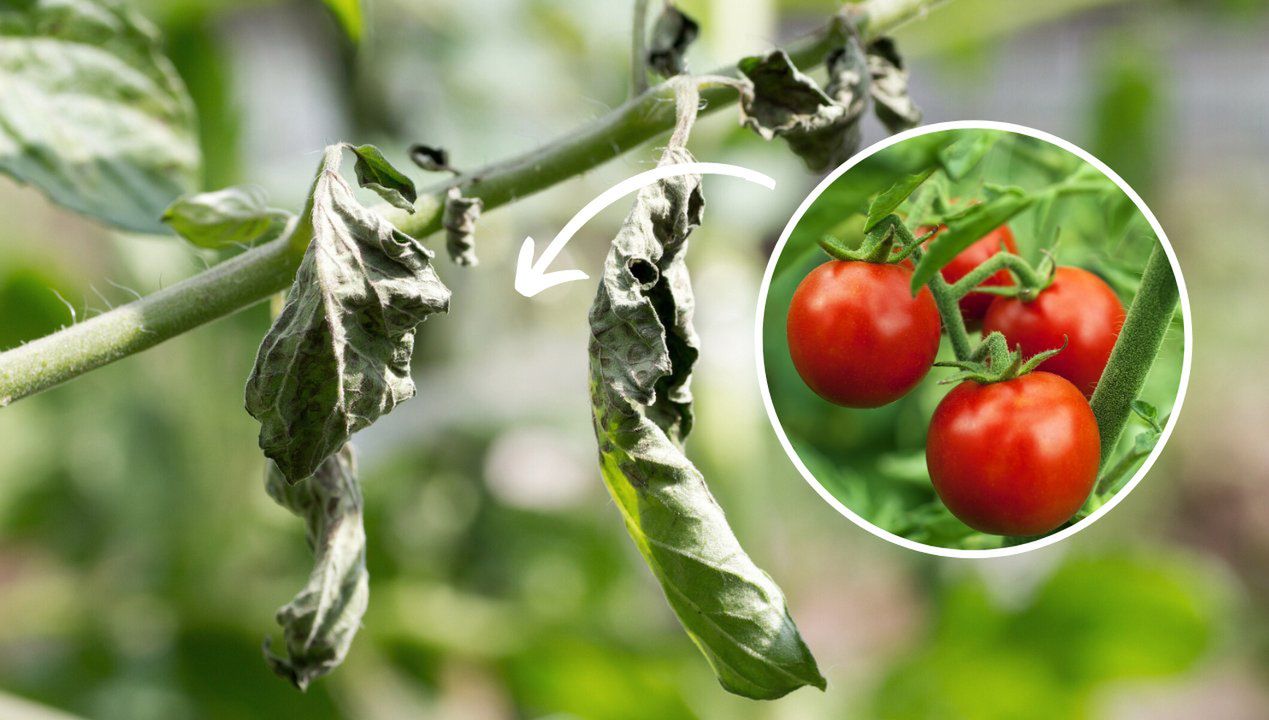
[754,120,1193,559]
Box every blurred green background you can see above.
[0,0,1266,718]
[762,129,1185,550]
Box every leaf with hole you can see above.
[588,146,824,700]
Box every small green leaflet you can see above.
[322,0,363,43]
[588,146,824,700]
[738,43,867,174]
[911,188,1034,292]
[938,131,1001,180]
[245,145,450,484]
[865,168,935,231]
[262,445,368,690]
[162,186,293,249]
[346,143,417,212]
[0,0,200,233]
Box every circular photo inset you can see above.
[757,122,1190,557]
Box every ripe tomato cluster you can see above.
[786,223,1126,537]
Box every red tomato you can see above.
[916,223,1018,321]
[787,260,941,408]
[926,372,1100,536]
[982,266,1125,397]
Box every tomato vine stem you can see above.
[0,0,951,405]
[1089,244,1179,465]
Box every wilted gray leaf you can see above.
[442,186,482,267]
[263,444,368,690]
[245,146,451,484]
[162,186,292,249]
[867,37,922,133]
[737,45,866,173]
[589,146,824,700]
[0,0,200,233]
[346,143,417,212]
[647,4,699,77]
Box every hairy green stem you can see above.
[1089,244,1179,464]
[0,0,947,405]
[912,247,973,361]
[631,0,650,96]
[945,252,1046,299]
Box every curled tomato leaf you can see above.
[263,444,368,690]
[442,186,483,267]
[647,4,699,77]
[162,186,292,249]
[588,146,824,700]
[867,37,922,133]
[245,145,451,484]
[738,41,867,173]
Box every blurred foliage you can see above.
[875,554,1221,719]
[0,0,1266,718]
[763,130,1185,550]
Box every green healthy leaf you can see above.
[245,146,451,484]
[738,41,867,173]
[321,0,362,43]
[911,189,1033,291]
[262,444,368,690]
[441,187,482,267]
[865,168,935,231]
[589,146,824,700]
[866,37,921,133]
[0,0,200,233]
[346,143,417,212]
[647,4,699,77]
[1130,399,1159,428]
[162,186,292,249]
[939,131,1001,180]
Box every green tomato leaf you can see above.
[738,41,867,173]
[589,146,824,700]
[346,143,417,212]
[245,146,451,484]
[0,0,200,233]
[647,4,699,77]
[866,37,922,133]
[1130,399,1159,426]
[865,168,936,231]
[939,131,1001,180]
[911,189,1033,292]
[262,444,368,690]
[322,0,362,43]
[162,186,292,249]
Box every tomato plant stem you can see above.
[945,251,1047,299]
[0,0,947,406]
[631,0,650,96]
[1089,244,1179,465]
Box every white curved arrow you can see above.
[514,162,777,298]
